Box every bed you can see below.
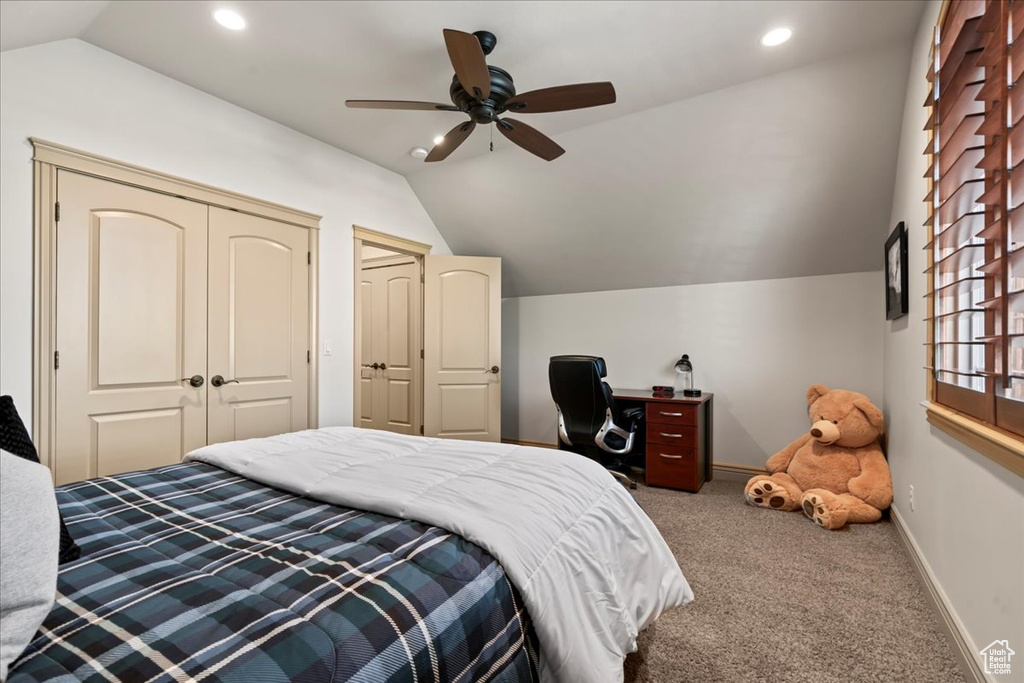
[8,428,691,683]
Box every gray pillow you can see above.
[0,450,59,680]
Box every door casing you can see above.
[32,138,321,474]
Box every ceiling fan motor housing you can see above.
[451,66,516,123]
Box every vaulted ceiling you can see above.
[1,0,925,296]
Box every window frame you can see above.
[924,0,1024,477]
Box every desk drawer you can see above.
[647,425,697,446]
[646,404,698,426]
[646,447,698,490]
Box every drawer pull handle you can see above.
[659,453,683,459]
[659,411,683,417]
[659,432,683,438]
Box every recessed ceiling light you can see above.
[433,135,445,145]
[214,8,247,31]
[761,27,792,47]
[409,147,429,159]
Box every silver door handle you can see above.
[660,411,683,417]
[211,375,239,387]
[486,365,500,374]
[659,453,683,459]
[181,375,204,388]
[659,432,683,438]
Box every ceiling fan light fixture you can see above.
[213,8,247,31]
[761,27,792,47]
[347,28,617,162]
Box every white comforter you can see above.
[185,427,693,682]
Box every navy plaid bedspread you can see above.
[8,462,539,682]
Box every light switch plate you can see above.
[323,339,333,356]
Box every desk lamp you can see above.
[674,354,702,397]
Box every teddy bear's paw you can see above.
[744,478,794,510]
[801,490,848,530]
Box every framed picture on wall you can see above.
[885,221,908,320]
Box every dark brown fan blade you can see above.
[495,118,565,161]
[503,82,616,114]
[443,29,490,100]
[425,120,476,162]
[346,100,461,111]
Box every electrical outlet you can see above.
[909,485,915,512]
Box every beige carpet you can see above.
[623,477,965,683]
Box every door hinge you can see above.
[420,425,424,435]
[420,349,424,359]
[54,351,59,370]
[307,350,311,363]
[307,251,311,265]
[54,201,60,223]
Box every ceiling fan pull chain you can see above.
[490,123,494,152]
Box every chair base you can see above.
[557,440,640,489]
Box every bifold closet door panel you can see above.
[377,260,420,435]
[359,271,376,429]
[54,171,209,485]
[360,260,421,435]
[207,207,309,445]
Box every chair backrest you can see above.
[548,355,619,446]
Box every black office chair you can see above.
[548,355,644,488]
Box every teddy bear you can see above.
[744,384,892,530]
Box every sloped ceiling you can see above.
[0,0,922,297]
[409,44,913,296]
[0,1,108,52]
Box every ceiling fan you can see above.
[346,29,616,162]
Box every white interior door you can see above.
[207,207,310,444]
[54,171,208,484]
[361,259,421,434]
[359,272,376,429]
[423,255,501,441]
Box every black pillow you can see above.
[0,396,80,563]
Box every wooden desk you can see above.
[613,390,714,492]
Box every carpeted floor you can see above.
[623,477,965,683]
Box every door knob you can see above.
[370,362,380,370]
[211,375,239,387]
[379,363,387,370]
[489,365,500,374]
[181,375,204,388]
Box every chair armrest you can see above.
[621,407,645,431]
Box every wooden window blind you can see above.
[926,0,1024,437]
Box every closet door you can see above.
[54,171,208,485]
[358,272,376,429]
[360,259,421,435]
[207,208,309,444]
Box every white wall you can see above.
[0,39,450,429]
[883,1,1024,671]
[502,271,883,469]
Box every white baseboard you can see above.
[890,505,986,683]
[712,462,765,480]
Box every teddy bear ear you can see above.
[853,399,884,430]
[806,384,830,407]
